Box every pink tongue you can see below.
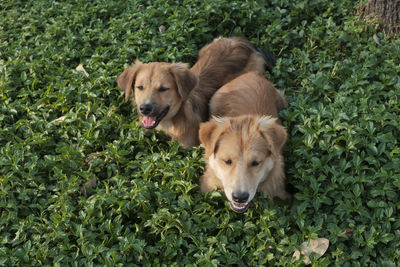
[142,116,157,127]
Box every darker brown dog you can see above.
[117,37,274,148]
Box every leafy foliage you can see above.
[1,0,399,265]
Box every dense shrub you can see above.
[1,0,399,265]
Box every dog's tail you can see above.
[253,45,277,73]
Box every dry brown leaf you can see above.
[76,64,89,77]
[342,228,354,238]
[293,238,329,264]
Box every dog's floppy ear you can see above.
[117,60,142,102]
[170,63,198,101]
[199,117,227,158]
[257,116,287,157]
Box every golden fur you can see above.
[117,37,267,148]
[199,72,290,212]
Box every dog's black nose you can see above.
[232,192,249,203]
[139,103,153,115]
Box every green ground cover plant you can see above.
[1,0,399,265]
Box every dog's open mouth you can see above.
[141,106,170,129]
[229,201,249,213]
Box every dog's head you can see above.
[199,115,287,213]
[117,60,198,129]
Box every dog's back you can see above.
[188,38,269,122]
[192,37,266,85]
[209,71,287,119]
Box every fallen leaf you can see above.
[293,238,329,264]
[75,64,89,77]
[342,228,354,238]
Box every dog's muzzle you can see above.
[140,106,170,129]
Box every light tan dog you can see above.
[117,37,273,148]
[199,71,290,213]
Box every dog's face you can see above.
[199,116,287,213]
[117,61,198,129]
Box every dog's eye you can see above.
[224,159,232,165]
[251,161,260,167]
[136,85,144,90]
[158,87,169,92]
